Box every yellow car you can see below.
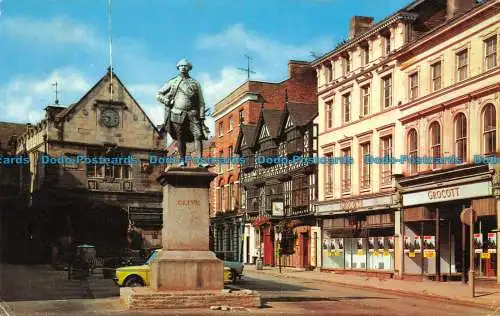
[114,250,238,287]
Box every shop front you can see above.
[400,165,497,282]
[273,218,316,269]
[316,194,399,278]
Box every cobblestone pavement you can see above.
[0,263,497,315]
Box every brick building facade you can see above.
[210,60,317,264]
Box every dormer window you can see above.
[259,125,270,139]
[285,115,293,129]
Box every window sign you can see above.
[414,236,422,253]
[423,236,436,258]
[356,238,364,256]
[474,233,483,254]
[388,236,395,253]
[404,235,411,253]
[377,237,385,253]
[487,233,497,254]
[368,237,375,253]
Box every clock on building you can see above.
[100,108,120,128]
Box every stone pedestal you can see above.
[152,167,223,291]
[120,167,261,309]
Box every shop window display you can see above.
[322,235,394,271]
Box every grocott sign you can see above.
[403,181,492,207]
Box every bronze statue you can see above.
[157,59,210,167]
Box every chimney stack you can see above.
[288,60,314,80]
[447,0,475,20]
[349,16,374,39]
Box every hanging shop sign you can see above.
[487,233,497,254]
[402,181,492,207]
[423,236,436,258]
[473,233,483,254]
[272,201,284,217]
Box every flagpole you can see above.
[108,0,113,101]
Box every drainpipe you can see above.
[393,174,404,280]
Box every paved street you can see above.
[0,263,497,315]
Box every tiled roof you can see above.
[285,102,318,127]
[262,108,282,138]
[240,124,257,147]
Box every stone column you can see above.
[151,167,223,291]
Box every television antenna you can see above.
[237,54,256,81]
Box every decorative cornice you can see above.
[376,63,395,75]
[355,72,373,84]
[399,76,500,123]
[355,130,373,139]
[212,92,260,119]
[376,123,396,132]
[312,11,418,67]
[338,83,354,93]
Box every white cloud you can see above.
[198,67,262,110]
[128,84,161,97]
[197,67,264,137]
[0,68,91,123]
[197,24,333,65]
[127,83,164,127]
[0,16,101,49]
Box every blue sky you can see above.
[0,0,409,131]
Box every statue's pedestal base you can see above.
[120,287,262,310]
[150,250,223,291]
[119,167,261,310]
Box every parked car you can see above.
[114,250,244,287]
[223,260,244,282]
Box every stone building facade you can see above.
[394,0,499,282]
[313,0,499,283]
[0,122,30,262]
[14,69,166,263]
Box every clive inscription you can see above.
[176,199,200,207]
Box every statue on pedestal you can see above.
[157,58,210,167]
